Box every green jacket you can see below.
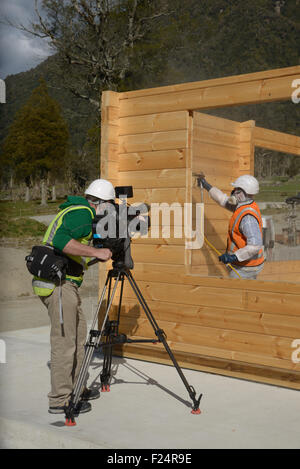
[32,196,96,296]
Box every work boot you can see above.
[81,387,100,401]
[73,400,92,415]
[48,406,66,414]
[48,400,92,414]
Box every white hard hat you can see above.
[231,175,259,195]
[85,179,115,200]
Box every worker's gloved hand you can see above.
[196,173,212,192]
[218,253,238,264]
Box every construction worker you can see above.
[33,179,114,415]
[198,174,264,279]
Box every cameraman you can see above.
[33,179,114,415]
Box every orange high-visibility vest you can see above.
[227,200,264,267]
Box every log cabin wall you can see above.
[191,112,242,277]
[99,66,300,389]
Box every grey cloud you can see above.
[0,0,52,78]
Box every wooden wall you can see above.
[191,112,241,277]
[99,67,300,390]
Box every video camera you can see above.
[91,186,150,269]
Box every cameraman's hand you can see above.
[94,248,112,262]
[63,239,112,263]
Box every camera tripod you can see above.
[64,263,202,426]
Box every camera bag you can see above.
[25,245,69,283]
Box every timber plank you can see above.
[101,90,120,185]
[131,187,186,205]
[101,124,118,145]
[254,126,300,148]
[130,262,300,297]
[131,244,185,265]
[116,316,300,367]
[259,274,300,283]
[101,106,119,126]
[119,75,300,117]
[193,127,240,148]
[194,112,240,134]
[192,247,230,265]
[246,290,300,316]
[119,111,189,136]
[119,169,186,189]
[119,66,300,100]
[120,279,244,310]
[119,129,188,153]
[100,143,119,162]
[254,140,300,155]
[115,344,300,389]
[193,175,235,191]
[132,233,185,246]
[261,261,300,275]
[193,157,239,177]
[119,149,186,171]
[192,141,239,161]
[189,264,230,277]
[115,298,300,338]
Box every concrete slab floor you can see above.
[0,325,299,449]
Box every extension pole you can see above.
[204,236,242,279]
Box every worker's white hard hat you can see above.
[85,179,115,200]
[231,175,259,195]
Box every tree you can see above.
[13,0,174,109]
[1,78,69,203]
[168,0,300,83]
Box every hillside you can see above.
[0,54,96,151]
[0,0,299,160]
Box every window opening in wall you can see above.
[255,147,300,263]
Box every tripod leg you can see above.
[65,270,122,425]
[100,274,125,392]
[100,320,116,391]
[124,270,202,414]
[69,272,112,404]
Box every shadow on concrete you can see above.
[89,354,192,410]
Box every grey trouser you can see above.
[40,281,87,407]
[229,264,264,280]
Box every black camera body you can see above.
[92,186,150,269]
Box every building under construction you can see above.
[99,66,300,391]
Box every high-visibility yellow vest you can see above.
[32,205,94,296]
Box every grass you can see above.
[0,199,64,218]
[0,217,46,239]
[256,176,300,202]
[0,199,64,245]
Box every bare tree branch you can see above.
[6,0,174,107]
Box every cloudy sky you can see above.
[0,0,52,78]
